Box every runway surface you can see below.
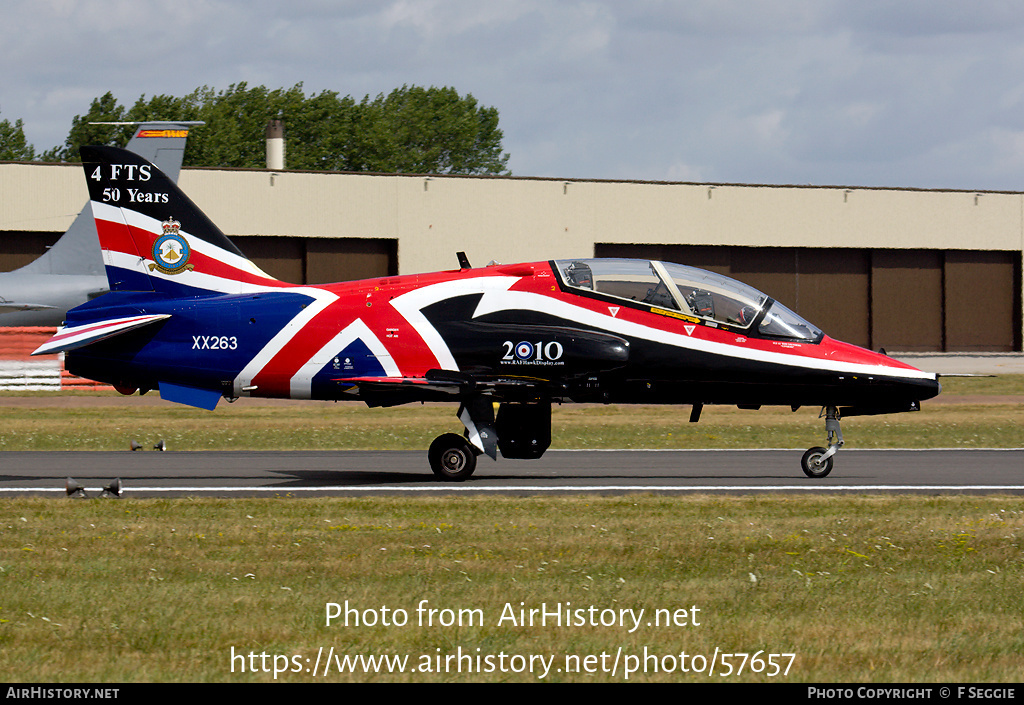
[1,448,1021,497]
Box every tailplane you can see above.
[81,145,280,296]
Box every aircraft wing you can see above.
[0,302,57,312]
[31,314,171,356]
[333,371,550,406]
[336,376,454,387]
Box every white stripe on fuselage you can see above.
[288,318,400,398]
[390,277,934,382]
[389,276,522,371]
[233,287,339,396]
[471,287,936,380]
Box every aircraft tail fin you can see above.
[80,145,281,296]
[17,122,200,278]
[118,120,204,184]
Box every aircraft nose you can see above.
[889,369,940,404]
[915,375,941,402]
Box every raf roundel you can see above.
[515,341,534,360]
[151,217,192,275]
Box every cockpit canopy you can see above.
[555,258,823,343]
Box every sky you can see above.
[4,0,1024,190]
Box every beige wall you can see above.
[4,161,1022,273]
[2,161,1022,347]
[175,171,1024,269]
[0,162,84,234]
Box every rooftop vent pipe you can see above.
[266,119,285,170]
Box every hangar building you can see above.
[1,159,1021,352]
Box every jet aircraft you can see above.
[33,146,941,480]
[0,122,200,326]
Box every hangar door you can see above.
[231,236,398,285]
[0,232,399,287]
[0,232,61,271]
[595,244,1021,352]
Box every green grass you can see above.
[0,402,1019,452]
[2,495,1023,682]
[0,375,1021,682]
[935,373,1024,396]
[0,374,1020,452]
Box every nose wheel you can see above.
[802,406,843,478]
[801,446,834,477]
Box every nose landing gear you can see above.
[801,406,844,478]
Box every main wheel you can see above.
[428,433,478,481]
[801,446,834,478]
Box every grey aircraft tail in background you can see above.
[0,121,202,326]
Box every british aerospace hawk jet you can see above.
[33,146,940,480]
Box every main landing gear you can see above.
[428,433,478,481]
[801,406,844,478]
[428,398,493,482]
[427,398,552,481]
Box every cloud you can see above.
[4,0,1024,189]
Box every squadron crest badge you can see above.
[150,217,193,274]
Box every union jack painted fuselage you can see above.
[34,146,940,479]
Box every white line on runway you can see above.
[546,448,1024,452]
[3,484,1023,493]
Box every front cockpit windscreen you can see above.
[555,258,823,343]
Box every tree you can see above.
[0,110,36,161]
[48,84,511,175]
[42,92,128,162]
[356,85,509,174]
